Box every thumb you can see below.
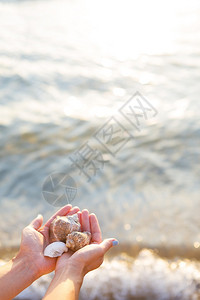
[29,214,43,230]
[100,238,119,254]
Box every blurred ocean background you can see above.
[0,0,200,299]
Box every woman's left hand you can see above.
[17,204,80,278]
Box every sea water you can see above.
[0,0,200,299]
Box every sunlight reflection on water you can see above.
[0,0,200,256]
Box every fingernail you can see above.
[37,214,42,218]
[112,240,119,246]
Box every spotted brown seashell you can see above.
[49,214,81,243]
[66,231,91,251]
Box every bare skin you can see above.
[0,206,118,300]
[0,204,80,300]
[43,209,118,300]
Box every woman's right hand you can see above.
[43,210,118,300]
[55,209,118,277]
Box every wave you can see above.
[5,249,199,300]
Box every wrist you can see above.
[44,262,84,299]
[14,252,40,281]
[55,262,84,285]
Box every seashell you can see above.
[49,214,81,243]
[44,242,68,257]
[66,231,91,252]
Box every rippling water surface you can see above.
[0,0,200,298]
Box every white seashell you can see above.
[44,242,68,258]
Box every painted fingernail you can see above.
[112,240,119,246]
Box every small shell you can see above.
[66,231,91,252]
[49,214,81,243]
[44,242,68,257]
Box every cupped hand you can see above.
[55,209,118,276]
[17,204,79,278]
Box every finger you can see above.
[77,211,82,224]
[81,209,90,232]
[100,238,119,254]
[89,213,102,243]
[29,214,43,230]
[67,206,80,216]
[44,204,72,228]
